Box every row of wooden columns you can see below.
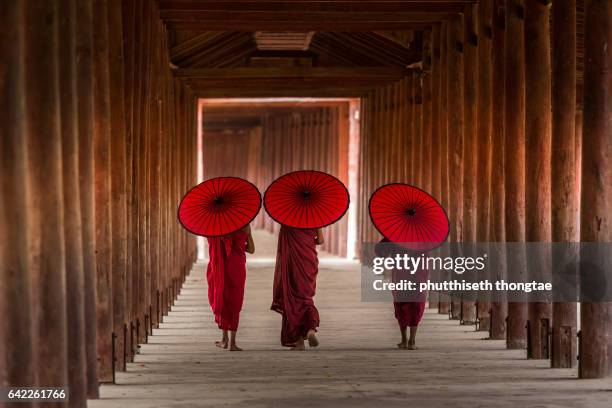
[357,0,611,378]
[1,0,197,406]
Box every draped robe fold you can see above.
[207,230,248,331]
[375,239,427,328]
[271,226,320,346]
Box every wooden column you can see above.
[447,17,464,320]
[429,25,441,310]
[0,1,37,401]
[24,0,70,393]
[489,0,508,341]
[75,0,100,395]
[504,0,527,350]
[438,24,451,315]
[524,0,552,360]
[108,0,128,372]
[422,34,433,194]
[476,0,493,332]
[551,0,578,369]
[579,0,612,379]
[59,0,88,404]
[122,0,136,364]
[93,0,114,382]
[462,5,478,325]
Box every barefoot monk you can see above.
[207,225,255,351]
[271,226,324,350]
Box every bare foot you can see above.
[215,340,228,349]
[291,341,305,351]
[307,330,319,347]
[229,343,242,351]
[397,342,408,349]
[407,340,417,350]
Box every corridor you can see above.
[3,1,612,407]
[90,232,610,408]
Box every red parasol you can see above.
[178,177,261,237]
[369,183,449,251]
[264,170,349,229]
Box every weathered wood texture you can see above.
[504,0,527,350]
[551,0,578,369]
[524,0,552,360]
[0,2,36,406]
[476,0,493,332]
[488,0,507,341]
[447,17,464,320]
[579,0,612,379]
[462,6,477,325]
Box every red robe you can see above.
[271,226,320,346]
[206,230,248,331]
[376,239,427,328]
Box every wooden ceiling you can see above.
[159,1,584,98]
[160,1,474,96]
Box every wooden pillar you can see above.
[75,0,100,395]
[476,0,493,332]
[489,0,508,341]
[551,0,578,369]
[524,0,552,360]
[462,5,478,325]
[429,25,441,310]
[58,0,88,404]
[108,0,129,372]
[504,0,527,350]
[438,24,451,315]
[579,0,612,379]
[0,1,37,401]
[93,0,114,382]
[447,17,464,320]
[24,0,70,393]
[122,0,136,364]
[422,33,433,194]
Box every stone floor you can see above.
[90,230,611,408]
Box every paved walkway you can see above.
[90,230,611,408]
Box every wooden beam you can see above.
[165,21,435,31]
[175,66,413,80]
[159,1,473,13]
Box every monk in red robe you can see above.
[207,224,254,351]
[271,226,324,350]
[376,238,427,350]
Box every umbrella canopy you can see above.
[264,170,349,229]
[369,183,449,251]
[178,177,261,237]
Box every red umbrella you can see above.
[264,170,349,229]
[178,177,261,237]
[369,183,449,251]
